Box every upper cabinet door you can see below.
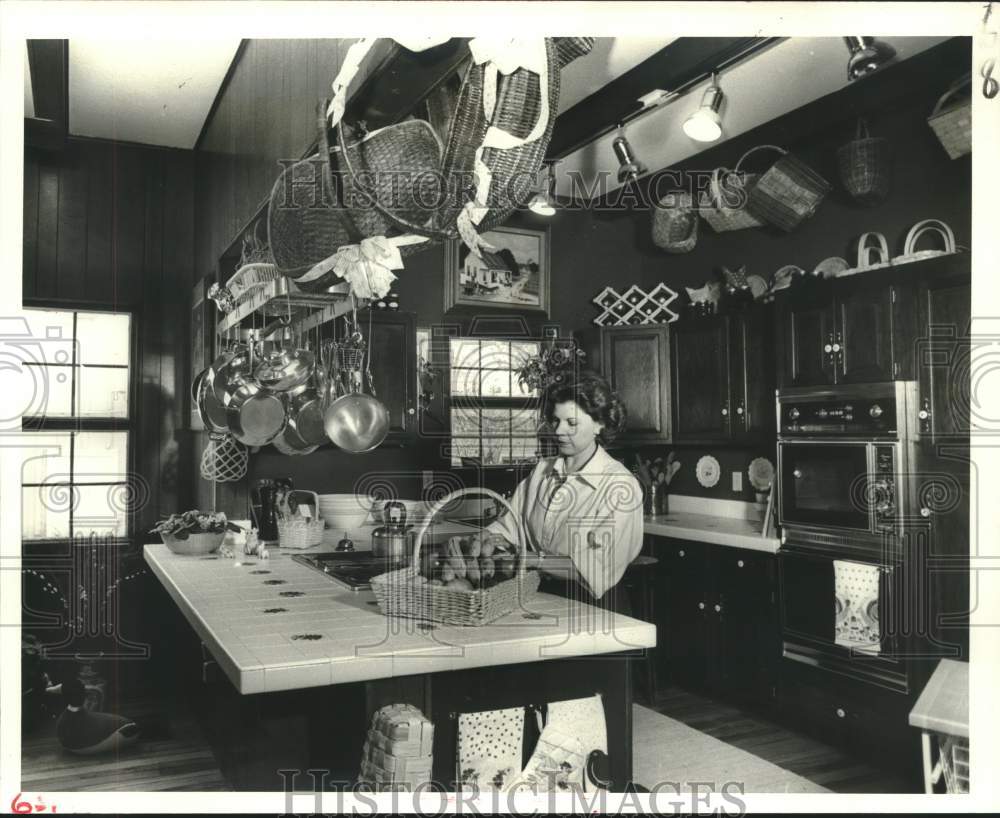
[602,325,672,444]
[367,310,416,443]
[671,316,731,442]
[731,306,775,438]
[916,274,971,442]
[837,286,896,384]
[780,297,837,387]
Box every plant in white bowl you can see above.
[151,510,240,556]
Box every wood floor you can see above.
[19,692,231,792]
[648,685,912,793]
[21,684,908,793]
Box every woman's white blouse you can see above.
[487,446,644,599]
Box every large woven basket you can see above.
[892,219,957,266]
[928,75,971,160]
[276,491,325,549]
[697,167,764,232]
[837,119,891,206]
[742,145,831,232]
[370,488,540,627]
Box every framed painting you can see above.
[444,225,550,314]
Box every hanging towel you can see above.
[834,560,881,655]
[456,706,525,792]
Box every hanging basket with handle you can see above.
[370,487,540,627]
[651,192,698,253]
[696,166,764,233]
[892,219,958,266]
[927,74,972,160]
[741,145,831,232]
[837,118,891,206]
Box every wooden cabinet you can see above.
[655,538,778,706]
[599,324,672,444]
[669,306,774,443]
[777,279,904,387]
[914,271,971,442]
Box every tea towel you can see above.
[457,706,525,792]
[834,560,881,655]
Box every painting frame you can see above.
[444,224,551,315]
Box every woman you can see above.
[487,370,643,612]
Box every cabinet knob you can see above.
[714,603,722,613]
[678,549,685,557]
[407,407,416,415]
[737,559,744,568]
[698,601,705,610]
[920,507,932,518]
[721,407,729,416]
[824,344,833,354]
[736,406,744,416]
[832,343,842,353]
[793,468,803,479]
[836,707,846,719]
[918,409,930,420]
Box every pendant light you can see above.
[613,125,646,184]
[682,73,725,143]
[528,161,557,216]
[845,37,894,81]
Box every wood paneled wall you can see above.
[194,38,393,277]
[23,139,196,532]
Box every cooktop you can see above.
[292,551,405,592]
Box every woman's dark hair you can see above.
[543,369,627,445]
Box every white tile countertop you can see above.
[144,542,656,696]
[642,495,781,554]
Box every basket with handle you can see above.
[837,118,891,205]
[276,490,326,549]
[927,75,971,160]
[697,166,764,232]
[741,144,831,232]
[893,219,957,266]
[837,231,891,278]
[370,487,540,626]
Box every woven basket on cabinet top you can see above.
[370,487,540,627]
[893,219,957,265]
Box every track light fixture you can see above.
[528,162,557,216]
[683,73,725,143]
[613,125,646,185]
[845,37,895,82]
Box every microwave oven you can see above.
[776,382,918,559]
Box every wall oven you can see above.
[776,381,918,560]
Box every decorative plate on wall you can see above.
[748,457,775,491]
[695,455,721,488]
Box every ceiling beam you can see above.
[547,37,778,160]
[25,39,68,150]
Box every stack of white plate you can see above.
[317,494,375,530]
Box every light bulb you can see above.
[683,81,724,143]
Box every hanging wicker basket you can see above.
[370,488,540,627]
[837,119,891,206]
[741,145,831,232]
[651,192,698,253]
[928,75,972,160]
[697,167,764,232]
[199,433,249,483]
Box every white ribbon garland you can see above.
[299,235,427,299]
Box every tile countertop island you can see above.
[144,537,656,696]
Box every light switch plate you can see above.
[731,471,743,492]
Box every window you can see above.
[449,338,540,466]
[20,308,132,541]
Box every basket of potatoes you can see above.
[370,487,540,626]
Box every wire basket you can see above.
[939,733,969,793]
[199,433,248,482]
[837,119,891,206]
[276,491,326,549]
[370,488,540,627]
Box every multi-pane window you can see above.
[20,308,132,541]
[449,338,540,466]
